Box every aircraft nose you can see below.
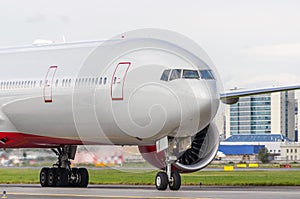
[175,81,219,138]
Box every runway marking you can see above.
[8,192,219,199]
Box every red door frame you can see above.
[44,66,58,103]
[110,62,131,100]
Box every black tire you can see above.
[47,168,57,187]
[55,168,69,187]
[169,171,181,190]
[69,168,79,187]
[40,167,49,187]
[155,172,168,191]
[78,168,89,187]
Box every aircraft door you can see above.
[44,66,58,103]
[111,62,131,100]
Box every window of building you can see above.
[287,149,289,153]
[291,149,293,153]
[295,149,297,153]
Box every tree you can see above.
[258,148,270,163]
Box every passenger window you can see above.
[104,77,107,84]
[170,69,182,81]
[99,77,102,85]
[199,70,214,80]
[95,78,98,85]
[182,70,199,79]
[160,69,171,81]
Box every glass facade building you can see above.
[226,91,297,141]
[229,94,271,135]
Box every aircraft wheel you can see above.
[47,168,57,187]
[78,168,89,187]
[40,167,49,187]
[69,168,79,187]
[169,171,181,190]
[55,168,69,187]
[155,172,168,190]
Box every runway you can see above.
[0,185,300,199]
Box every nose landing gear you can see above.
[39,145,89,187]
[155,170,181,191]
[154,137,182,191]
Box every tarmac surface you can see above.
[0,184,299,199]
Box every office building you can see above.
[225,91,296,141]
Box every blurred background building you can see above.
[225,91,297,141]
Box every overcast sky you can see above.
[1,0,300,95]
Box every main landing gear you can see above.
[40,145,89,187]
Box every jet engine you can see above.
[138,123,220,173]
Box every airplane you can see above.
[0,28,299,190]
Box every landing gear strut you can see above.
[155,139,181,191]
[39,145,89,187]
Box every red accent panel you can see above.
[0,132,91,148]
[138,145,166,169]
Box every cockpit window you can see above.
[199,70,214,80]
[182,70,199,79]
[160,69,171,81]
[170,69,182,81]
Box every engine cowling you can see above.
[138,123,220,173]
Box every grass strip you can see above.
[0,168,300,186]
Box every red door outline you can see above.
[44,66,58,103]
[111,62,131,100]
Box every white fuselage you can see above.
[0,38,220,147]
